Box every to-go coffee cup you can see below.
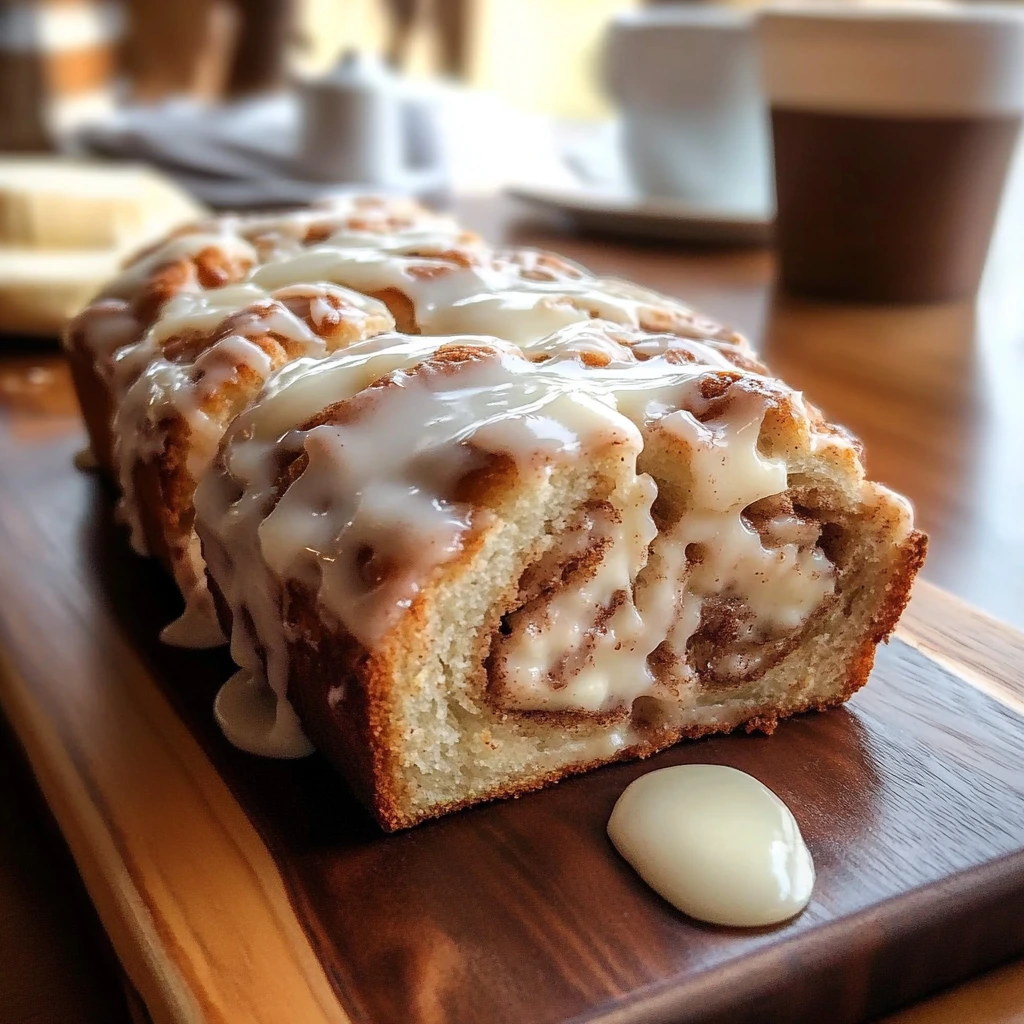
[758,3,1024,302]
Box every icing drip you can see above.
[160,590,227,648]
[648,403,834,674]
[111,282,393,644]
[214,668,314,758]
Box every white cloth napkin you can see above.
[65,86,573,208]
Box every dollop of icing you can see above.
[608,764,815,927]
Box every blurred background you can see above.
[1,0,645,194]
[0,0,1022,328]
[2,7,1024,1022]
[3,0,1023,212]
[4,0,646,136]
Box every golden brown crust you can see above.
[869,529,929,644]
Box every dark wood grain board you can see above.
[2,363,1024,1024]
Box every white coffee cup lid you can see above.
[758,2,1024,118]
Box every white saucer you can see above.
[506,183,773,246]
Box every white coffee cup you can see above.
[601,7,772,215]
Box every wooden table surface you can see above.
[1,188,1023,1024]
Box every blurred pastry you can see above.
[0,159,205,336]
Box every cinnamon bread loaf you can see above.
[64,195,925,830]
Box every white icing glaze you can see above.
[214,669,314,758]
[195,332,476,742]
[493,372,836,712]
[258,345,644,649]
[76,196,739,391]
[111,283,276,397]
[65,300,142,383]
[250,243,498,328]
[111,282,393,644]
[82,198,742,585]
[113,307,280,555]
[234,194,463,260]
[250,241,727,349]
[111,280,390,399]
[607,764,815,927]
[631,391,835,693]
[102,228,257,303]
[421,285,652,342]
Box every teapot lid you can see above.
[325,49,395,86]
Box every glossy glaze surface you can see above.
[608,764,815,926]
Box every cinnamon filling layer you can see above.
[491,491,835,708]
[485,383,837,714]
[680,493,837,687]
[487,491,838,711]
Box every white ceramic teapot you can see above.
[297,51,447,197]
[601,7,772,215]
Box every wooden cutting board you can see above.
[2,361,1024,1024]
